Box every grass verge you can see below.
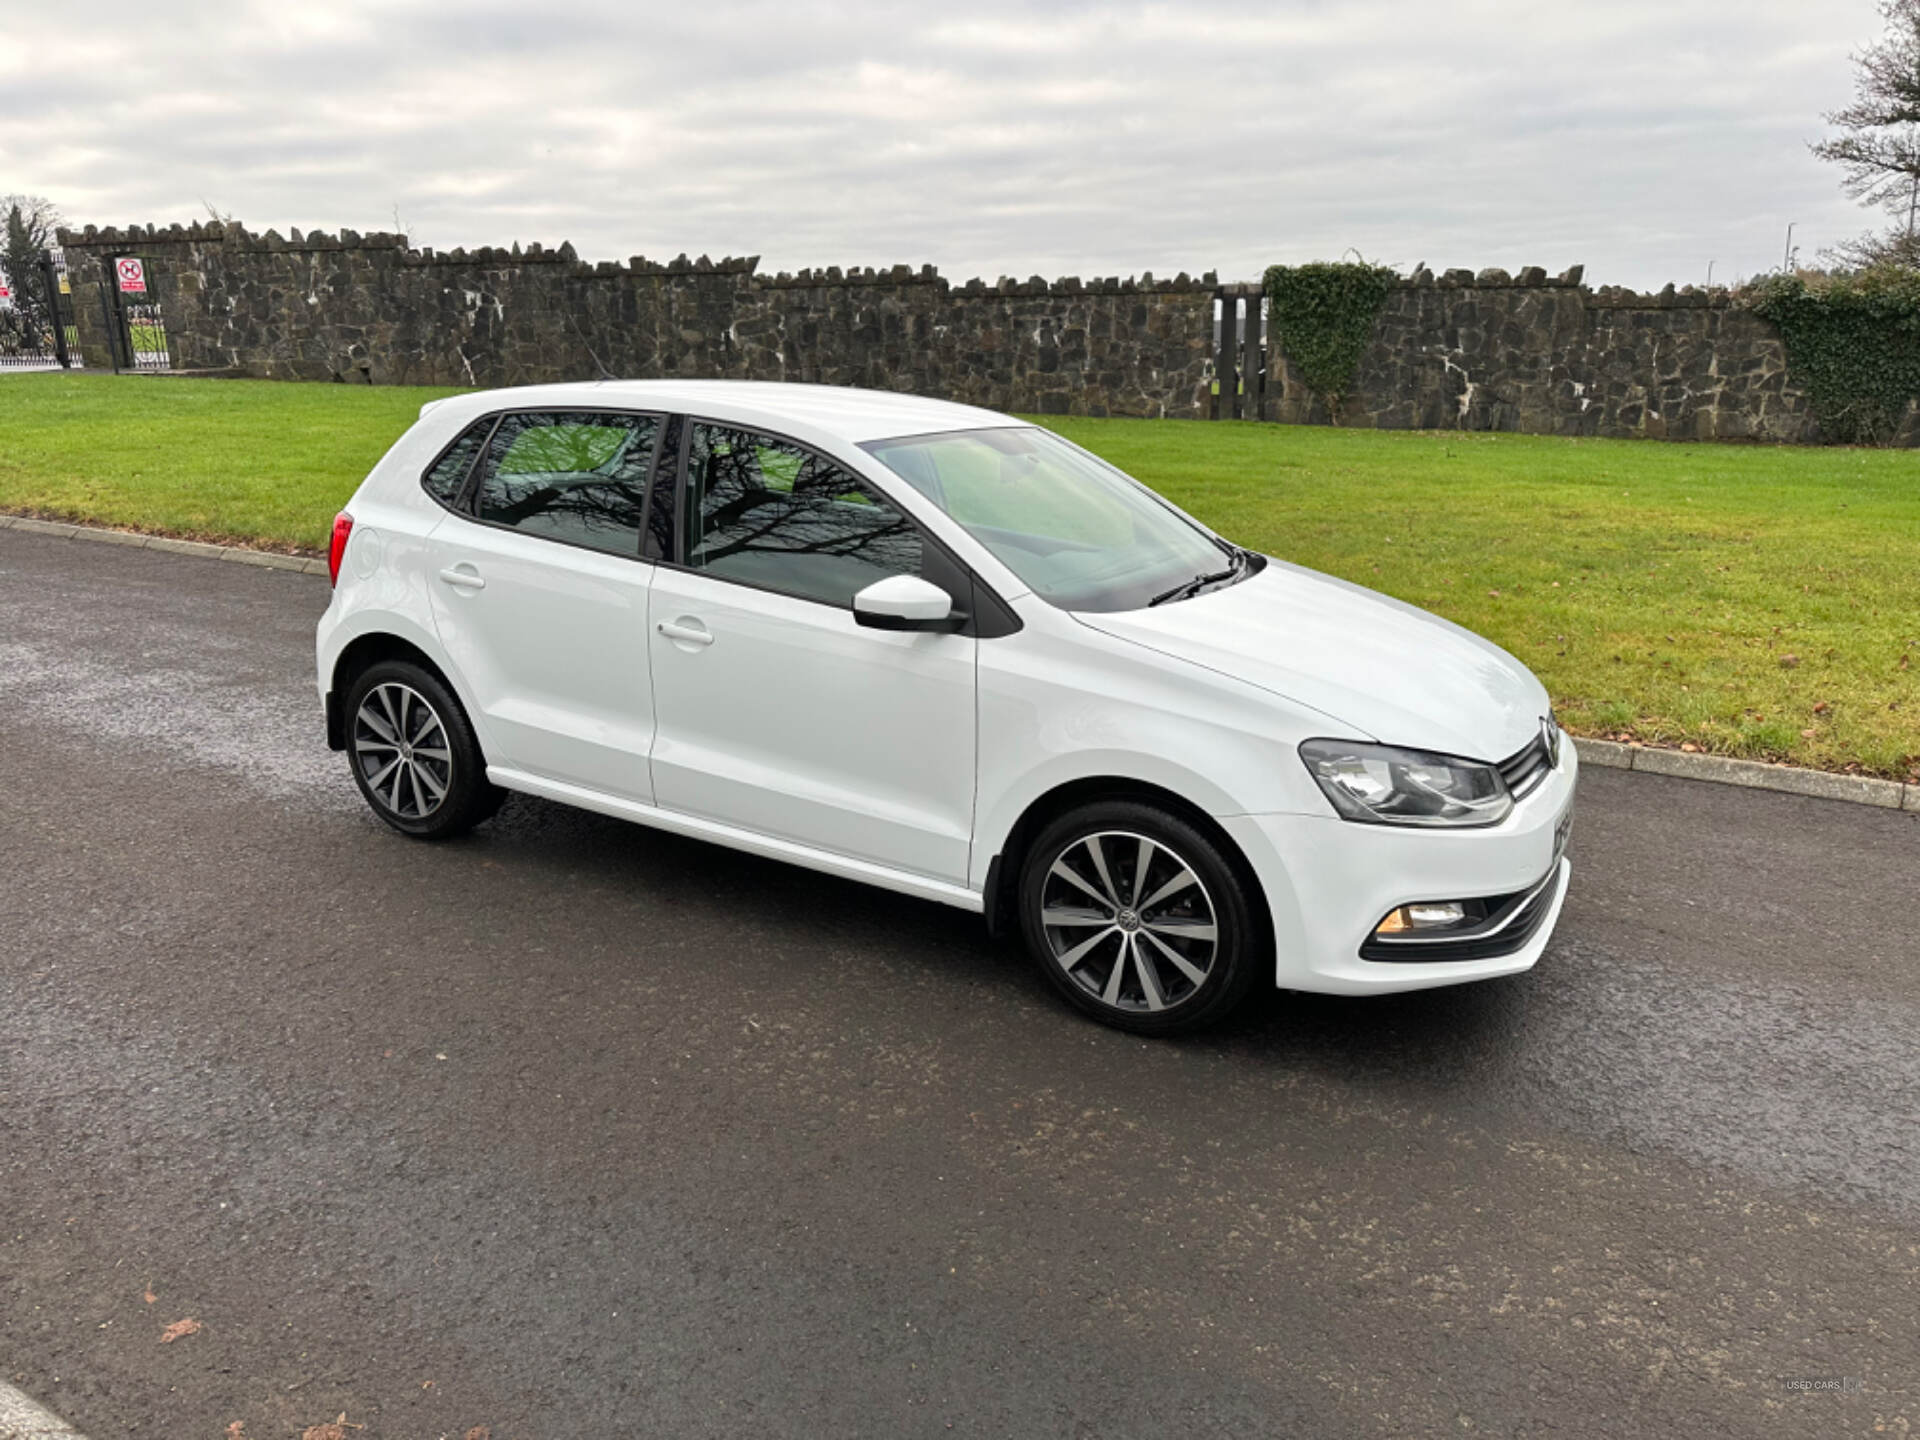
[0,372,466,550]
[3,372,1915,778]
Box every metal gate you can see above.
[101,253,172,372]
[0,247,82,371]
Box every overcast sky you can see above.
[0,1,1887,290]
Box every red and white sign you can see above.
[0,281,10,301]
[116,257,147,293]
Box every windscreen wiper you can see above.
[1147,546,1247,607]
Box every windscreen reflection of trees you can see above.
[477,413,659,554]
[690,426,921,605]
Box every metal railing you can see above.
[0,248,82,371]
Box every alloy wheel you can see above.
[1038,830,1219,1013]
[353,681,453,821]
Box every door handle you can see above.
[439,566,485,590]
[656,619,714,648]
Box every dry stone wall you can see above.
[59,220,1911,443]
[57,221,1217,419]
[1265,264,1853,444]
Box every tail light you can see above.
[328,512,354,587]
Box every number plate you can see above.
[1552,805,1574,864]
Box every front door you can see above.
[646,421,977,883]
[425,409,663,801]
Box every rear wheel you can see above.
[1018,800,1265,1035]
[344,660,502,840]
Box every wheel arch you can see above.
[326,630,465,752]
[981,775,1271,945]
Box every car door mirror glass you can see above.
[853,574,954,630]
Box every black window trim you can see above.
[638,413,683,564]
[419,405,673,564]
[656,412,1021,638]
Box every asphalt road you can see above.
[2,526,1916,1440]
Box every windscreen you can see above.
[862,427,1228,612]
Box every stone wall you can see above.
[58,222,1917,443]
[57,221,1217,419]
[1263,264,1879,445]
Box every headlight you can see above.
[1299,739,1513,828]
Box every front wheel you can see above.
[1018,801,1265,1035]
[344,660,502,840]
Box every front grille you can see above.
[1359,863,1565,963]
[1496,722,1556,801]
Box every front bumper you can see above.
[1221,743,1577,996]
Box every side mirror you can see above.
[853,574,957,631]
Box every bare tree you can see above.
[2,194,62,334]
[1814,0,1920,265]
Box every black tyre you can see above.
[343,659,503,840]
[1018,800,1266,1035]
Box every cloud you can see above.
[0,0,1883,288]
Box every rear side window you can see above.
[421,418,493,507]
[472,411,661,557]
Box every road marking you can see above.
[0,1382,89,1440]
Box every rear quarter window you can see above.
[421,418,495,508]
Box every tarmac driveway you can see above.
[2,527,1915,1438]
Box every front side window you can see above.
[684,423,922,607]
[863,426,1234,613]
[472,411,661,557]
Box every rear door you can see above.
[644,420,978,883]
[425,409,664,801]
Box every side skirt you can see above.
[487,766,985,913]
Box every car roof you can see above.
[419,380,1028,447]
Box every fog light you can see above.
[1374,901,1471,937]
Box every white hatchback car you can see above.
[318,381,1575,1033]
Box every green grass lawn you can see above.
[0,373,467,547]
[3,371,1916,778]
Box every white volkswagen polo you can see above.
[318,381,1575,1033]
